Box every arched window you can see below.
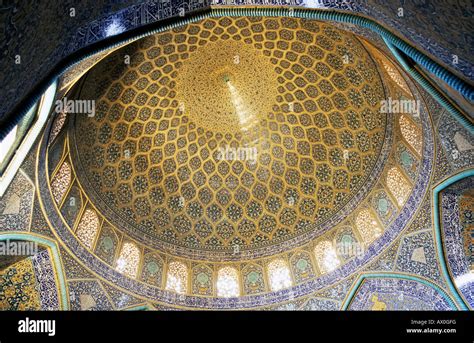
[314,241,341,274]
[48,111,67,146]
[116,242,140,279]
[51,161,71,204]
[267,259,292,291]
[166,261,188,294]
[387,167,411,206]
[356,209,382,244]
[381,59,411,94]
[216,266,240,297]
[76,208,99,249]
[399,115,422,155]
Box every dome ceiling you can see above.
[70,17,387,260]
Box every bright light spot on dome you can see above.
[0,126,18,164]
[105,19,126,37]
[226,80,257,131]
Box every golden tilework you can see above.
[48,111,67,147]
[386,167,411,207]
[177,39,279,135]
[51,161,71,204]
[0,258,41,310]
[192,264,213,295]
[242,263,266,294]
[116,241,140,278]
[399,115,422,156]
[71,17,387,256]
[459,192,474,272]
[44,26,426,298]
[76,208,100,249]
[314,240,340,274]
[165,261,188,294]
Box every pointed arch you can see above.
[356,208,382,244]
[217,266,240,297]
[115,241,140,279]
[267,258,292,291]
[76,208,100,249]
[165,261,188,294]
[51,161,72,204]
[399,115,422,155]
[314,240,341,274]
[0,233,68,310]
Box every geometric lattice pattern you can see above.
[356,208,382,244]
[73,17,386,255]
[399,115,422,156]
[380,59,410,95]
[116,242,140,279]
[216,266,240,297]
[165,261,188,294]
[76,208,100,249]
[386,167,411,207]
[51,161,71,204]
[37,15,430,304]
[267,258,292,291]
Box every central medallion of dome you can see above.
[70,17,387,261]
[176,39,279,135]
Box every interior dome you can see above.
[70,17,387,260]
[38,12,433,306]
[3,1,471,313]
